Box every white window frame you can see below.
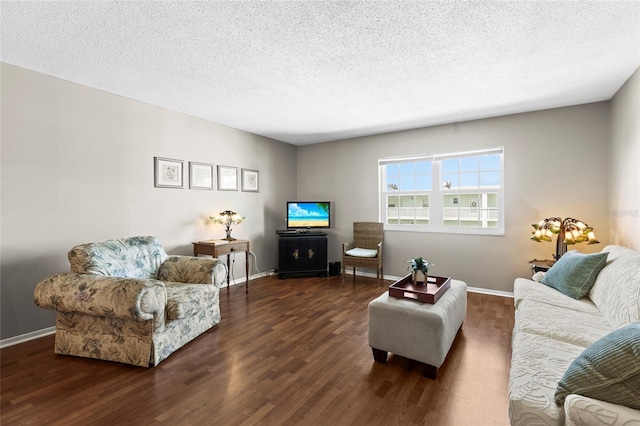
[378,148,504,236]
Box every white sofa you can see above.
[509,245,640,426]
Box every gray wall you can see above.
[297,103,611,293]
[1,63,297,340]
[2,62,637,341]
[609,67,640,250]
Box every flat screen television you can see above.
[287,201,331,229]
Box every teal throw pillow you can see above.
[555,322,640,409]
[541,250,609,299]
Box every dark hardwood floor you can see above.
[1,275,515,425]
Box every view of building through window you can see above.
[379,148,504,235]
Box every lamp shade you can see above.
[530,217,599,260]
[210,210,244,241]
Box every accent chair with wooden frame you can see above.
[342,222,384,279]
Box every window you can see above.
[379,148,504,235]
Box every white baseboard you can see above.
[466,286,514,298]
[1,326,55,349]
[227,270,271,286]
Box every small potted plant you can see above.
[407,257,435,285]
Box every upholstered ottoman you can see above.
[367,279,467,378]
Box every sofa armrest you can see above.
[34,273,167,323]
[158,255,226,287]
[565,394,640,426]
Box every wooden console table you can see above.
[192,239,250,293]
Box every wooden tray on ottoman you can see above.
[389,274,451,304]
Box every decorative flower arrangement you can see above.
[407,257,434,284]
[407,257,435,274]
[210,210,245,241]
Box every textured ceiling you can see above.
[1,1,639,145]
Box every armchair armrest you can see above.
[343,241,356,254]
[564,394,640,426]
[158,256,226,287]
[34,273,166,323]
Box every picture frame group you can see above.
[154,157,259,192]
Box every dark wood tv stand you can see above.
[276,230,328,279]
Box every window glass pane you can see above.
[480,154,500,170]
[442,173,458,189]
[400,176,415,190]
[386,176,399,190]
[442,159,458,173]
[416,175,431,190]
[416,161,432,174]
[386,164,399,175]
[460,157,478,172]
[386,195,399,223]
[460,172,479,188]
[461,220,481,228]
[480,171,500,187]
[399,195,415,207]
[400,162,415,175]
[460,194,480,208]
[487,193,498,207]
[443,194,459,207]
[415,195,429,207]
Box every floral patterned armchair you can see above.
[34,236,226,367]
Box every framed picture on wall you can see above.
[217,165,238,191]
[189,162,214,190]
[154,157,184,188]
[241,169,259,192]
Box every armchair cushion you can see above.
[345,247,378,258]
[68,236,168,279]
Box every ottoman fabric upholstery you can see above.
[368,279,467,373]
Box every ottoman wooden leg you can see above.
[422,364,437,379]
[372,348,388,363]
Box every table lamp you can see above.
[210,210,244,241]
[530,217,599,260]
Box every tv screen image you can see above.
[287,202,330,229]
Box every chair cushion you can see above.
[68,236,168,279]
[541,251,609,299]
[555,322,640,410]
[345,247,378,258]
